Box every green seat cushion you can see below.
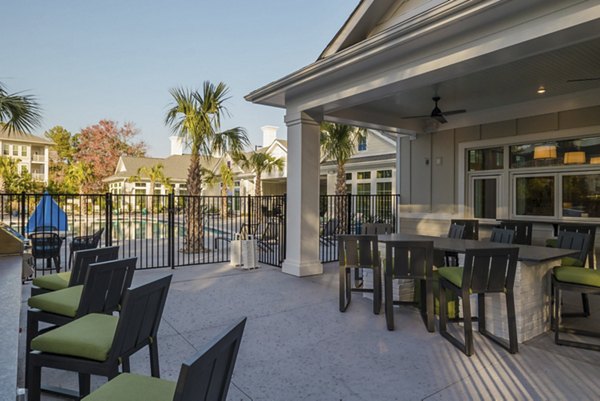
[28,285,83,317]
[82,373,177,401]
[437,267,464,288]
[31,313,118,362]
[32,271,71,291]
[546,238,558,248]
[561,256,585,267]
[554,266,600,287]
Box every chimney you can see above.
[261,125,278,148]
[169,136,183,156]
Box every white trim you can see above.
[458,125,600,220]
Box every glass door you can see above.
[470,176,500,220]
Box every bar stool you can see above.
[490,227,515,244]
[438,247,519,356]
[552,231,600,350]
[338,235,381,314]
[384,240,434,332]
[435,223,465,267]
[450,219,479,240]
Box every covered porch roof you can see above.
[246,0,600,135]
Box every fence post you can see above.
[346,193,352,234]
[247,195,252,227]
[168,192,175,269]
[105,192,112,246]
[20,192,26,236]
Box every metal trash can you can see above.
[241,235,259,269]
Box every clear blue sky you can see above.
[2,1,357,156]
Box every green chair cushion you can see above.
[32,271,71,291]
[82,373,177,401]
[554,266,600,288]
[561,256,585,267]
[28,285,83,317]
[31,313,118,362]
[437,267,464,288]
[546,238,558,248]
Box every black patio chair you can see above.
[438,247,520,356]
[490,227,515,244]
[450,219,479,240]
[361,223,393,235]
[320,218,339,245]
[27,274,172,400]
[29,232,63,275]
[434,223,465,267]
[497,220,532,245]
[547,224,596,270]
[384,240,435,332]
[26,257,136,390]
[338,234,382,315]
[69,227,105,268]
[81,317,247,401]
[552,232,600,351]
[31,246,120,296]
[552,231,592,319]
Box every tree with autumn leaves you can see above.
[46,120,146,193]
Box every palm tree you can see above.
[205,160,237,219]
[165,81,247,252]
[320,122,366,232]
[65,161,93,193]
[0,82,42,134]
[241,152,284,197]
[0,156,18,192]
[129,164,172,211]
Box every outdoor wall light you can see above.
[563,151,586,164]
[537,86,546,94]
[533,144,557,159]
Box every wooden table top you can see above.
[377,233,580,263]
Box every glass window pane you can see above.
[376,170,392,178]
[357,172,371,180]
[563,174,600,218]
[515,176,554,216]
[376,182,392,195]
[357,183,371,194]
[511,136,600,168]
[473,178,497,219]
[345,173,352,181]
[358,137,367,151]
[468,148,503,171]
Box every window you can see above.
[357,183,371,195]
[376,170,392,179]
[357,171,371,180]
[2,144,8,155]
[376,182,392,195]
[345,173,352,181]
[358,137,367,151]
[562,174,600,218]
[21,146,27,157]
[356,183,371,218]
[510,136,600,168]
[12,146,18,156]
[346,184,352,193]
[515,176,555,217]
[468,147,503,171]
[472,178,497,219]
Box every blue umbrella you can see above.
[26,192,68,233]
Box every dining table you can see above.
[373,233,581,343]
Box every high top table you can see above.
[377,233,580,343]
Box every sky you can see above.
[1,0,358,157]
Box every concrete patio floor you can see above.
[18,262,600,401]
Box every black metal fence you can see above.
[319,194,400,263]
[0,193,287,274]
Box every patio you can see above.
[18,261,600,400]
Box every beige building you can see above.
[246,0,600,276]
[0,127,53,183]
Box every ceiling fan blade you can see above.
[442,109,466,116]
[567,78,600,82]
[433,114,447,124]
[401,114,430,120]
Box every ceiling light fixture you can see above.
[564,151,586,164]
[533,144,557,159]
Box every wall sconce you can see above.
[564,151,586,164]
[533,145,557,159]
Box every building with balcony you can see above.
[0,127,54,184]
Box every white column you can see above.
[282,111,323,277]
[44,146,50,183]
